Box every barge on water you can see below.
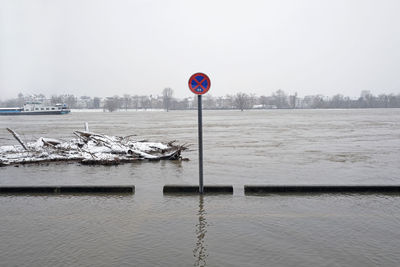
[0,102,70,115]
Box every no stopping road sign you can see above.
[188,73,211,95]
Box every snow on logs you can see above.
[0,127,187,166]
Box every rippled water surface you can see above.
[1,109,400,266]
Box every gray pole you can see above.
[198,95,204,194]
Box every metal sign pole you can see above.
[198,94,204,194]
[188,72,209,194]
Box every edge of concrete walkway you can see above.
[244,185,400,194]
[163,185,233,194]
[0,185,135,194]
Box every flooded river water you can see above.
[1,109,400,266]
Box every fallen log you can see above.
[6,128,28,151]
[1,126,187,167]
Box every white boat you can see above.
[0,102,71,115]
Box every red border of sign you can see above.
[188,73,211,95]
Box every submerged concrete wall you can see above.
[0,185,135,194]
[244,185,400,194]
[2,184,399,195]
[163,185,233,194]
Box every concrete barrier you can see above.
[0,185,135,194]
[163,185,233,194]
[244,185,400,195]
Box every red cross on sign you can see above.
[188,73,211,95]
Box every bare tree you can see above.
[249,93,257,108]
[104,96,120,112]
[50,95,63,105]
[259,95,270,108]
[122,94,131,110]
[140,95,151,110]
[233,92,250,111]
[162,87,173,111]
[272,89,289,108]
[132,95,139,110]
[64,94,77,108]
[311,95,325,108]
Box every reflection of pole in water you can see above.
[193,195,208,267]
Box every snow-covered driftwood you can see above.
[6,128,28,151]
[0,127,187,167]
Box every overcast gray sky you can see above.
[1,0,399,100]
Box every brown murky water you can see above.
[1,109,400,266]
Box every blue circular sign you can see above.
[188,73,211,95]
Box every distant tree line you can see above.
[1,90,400,111]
